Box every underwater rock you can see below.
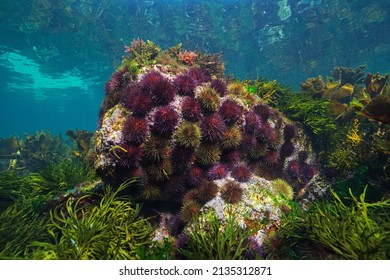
[93,41,320,224]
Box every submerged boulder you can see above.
[93,40,322,235]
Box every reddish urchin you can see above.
[220,149,241,166]
[219,99,243,125]
[186,166,204,187]
[170,146,194,172]
[200,113,226,142]
[150,77,175,105]
[207,163,228,180]
[186,67,211,83]
[173,74,196,96]
[152,106,179,136]
[283,124,297,142]
[105,68,129,94]
[287,160,300,178]
[263,150,280,166]
[280,141,295,159]
[254,104,271,121]
[257,122,273,142]
[122,116,149,145]
[197,179,219,203]
[245,111,261,134]
[210,79,227,97]
[220,181,243,204]
[139,71,164,92]
[181,97,202,122]
[122,86,154,116]
[231,164,252,182]
[300,163,317,180]
[180,200,201,222]
[113,144,143,168]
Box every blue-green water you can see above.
[1,0,389,136]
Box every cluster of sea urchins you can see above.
[96,56,304,222]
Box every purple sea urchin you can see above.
[200,113,226,142]
[186,166,204,187]
[220,180,243,204]
[219,99,242,125]
[152,106,179,136]
[220,149,241,166]
[122,87,154,116]
[245,111,261,134]
[210,79,227,97]
[181,97,203,122]
[280,141,295,159]
[197,179,219,203]
[150,77,176,105]
[123,116,149,145]
[174,74,196,96]
[283,124,297,141]
[207,163,228,180]
[187,67,211,83]
[287,160,300,178]
[254,104,271,122]
[231,164,252,182]
[139,71,164,92]
[263,150,280,166]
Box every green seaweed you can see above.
[178,208,252,260]
[271,187,390,260]
[28,180,154,260]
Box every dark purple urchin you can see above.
[152,106,179,136]
[122,116,149,145]
[150,77,176,105]
[186,166,205,187]
[115,144,143,168]
[299,163,317,180]
[186,67,211,83]
[197,179,219,203]
[105,68,129,94]
[139,71,164,92]
[220,181,243,204]
[219,99,243,125]
[173,74,196,96]
[121,84,154,116]
[283,124,297,142]
[280,141,295,159]
[181,97,202,122]
[245,111,261,134]
[210,79,227,97]
[253,104,271,122]
[170,146,194,172]
[231,164,252,182]
[263,150,280,167]
[220,149,241,166]
[207,163,228,180]
[257,122,273,142]
[287,160,300,178]
[164,174,185,195]
[200,113,226,142]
